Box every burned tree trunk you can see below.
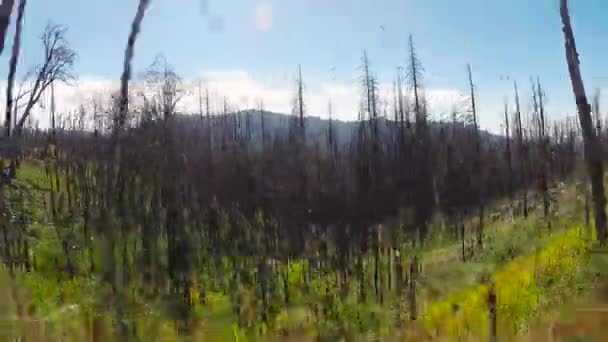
[468,64,484,249]
[4,0,26,138]
[504,100,514,213]
[0,0,15,56]
[117,0,150,130]
[560,0,607,243]
[514,81,528,217]
[536,78,551,229]
[297,65,305,138]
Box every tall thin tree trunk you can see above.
[4,0,25,138]
[197,81,203,121]
[259,100,265,146]
[468,64,484,249]
[560,0,607,243]
[205,87,212,148]
[297,65,304,134]
[0,0,15,56]
[504,101,514,212]
[409,35,421,123]
[461,220,466,262]
[118,0,150,130]
[408,256,418,321]
[537,79,551,230]
[514,81,528,217]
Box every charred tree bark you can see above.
[4,0,25,138]
[409,35,421,125]
[297,65,305,138]
[560,0,607,243]
[0,0,15,56]
[408,256,418,321]
[468,64,484,249]
[514,81,528,217]
[117,0,150,130]
[536,79,551,229]
[504,101,514,212]
[259,100,266,147]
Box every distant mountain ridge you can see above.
[173,110,504,147]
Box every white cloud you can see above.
[254,2,273,32]
[182,71,465,123]
[5,70,467,130]
[0,78,118,130]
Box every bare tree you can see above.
[143,55,184,119]
[514,81,527,216]
[560,0,607,243]
[0,0,15,56]
[197,80,203,121]
[5,0,26,137]
[535,78,550,228]
[291,64,306,143]
[593,88,601,136]
[205,86,212,148]
[360,50,379,151]
[117,0,151,131]
[504,99,514,211]
[407,34,424,131]
[297,65,304,132]
[327,99,336,154]
[467,64,484,248]
[14,23,76,135]
[259,99,266,146]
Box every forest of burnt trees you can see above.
[0,0,606,339]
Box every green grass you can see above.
[0,160,599,341]
[18,160,52,191]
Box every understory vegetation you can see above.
[0,159,601,341]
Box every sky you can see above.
[1,0,608,133]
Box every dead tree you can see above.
[259,100,266,146]
[297,65,305,134]
[593,89,601,136]
[291,65,306,144]
[397,68,406,131]
[110,3,151,336]
[468,64,484,249]
[0,0,15,56]
[560,0,607,243]
[407,34,433,243]
[117,0,150,130]
[4,0,26,137]
[143,55,184,119]
[197,81,204,121]
[205,86,212,148]
[15,23,76,134]
[504,99,514,212]
[391,79,399,160]
[514,81,527,217]
[408,34,422,129]
[535,78,550,229]
[361,50,380,156]
[327,100,337,162]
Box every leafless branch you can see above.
[14,23,76,134]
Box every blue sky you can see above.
[2,0,608,132]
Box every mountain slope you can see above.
[173,110,505,147]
